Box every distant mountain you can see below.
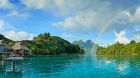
[73,40,96,51]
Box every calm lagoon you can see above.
[0,53,140,78]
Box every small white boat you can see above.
[105,60,116,64]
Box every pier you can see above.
[0,52,9,60]
[0,40,31,72]
[5,56,24,71]
[0,55,24,72]
[0,51,24,72]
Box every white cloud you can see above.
[133,29,140,42]
[135,35,140,42]
[53,10,97,33]
[7,11,29,19]
[3,30,34,41]
[0,20,5,29]
[0,19,17,32]
[22,0,108,15]
[114,7,140,25]
[22,0,50,9]
[52,1,116,33]
[115,31,129,44]
[0,19,34,41]
[53,6,140,34]
[0,0,15,9]
[22,0,140,32]
[132,7,140,23]
[62,33,77,40]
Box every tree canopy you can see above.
[97,41,140,55]
[0,33,84,55]
[22,33,84,55]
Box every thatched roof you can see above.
[12,42,29,51]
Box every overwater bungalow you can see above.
[0,40,13,52]
[0,40,12,60]
[12,42,31,56]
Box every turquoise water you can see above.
[0,53,140,78]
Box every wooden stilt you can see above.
[12,61,16,71]
[0,53,3,60]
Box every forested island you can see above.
[97,40,140,55]
[0,33,84,55]
[1,32,140,56]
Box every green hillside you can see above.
[97,40,140,55]
[0,33,84,55]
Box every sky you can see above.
[0,0,140,46]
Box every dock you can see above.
[0,40,27,72]
[0,52,24,72]
[0,52,9,60]
[5,56,24,61]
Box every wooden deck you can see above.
[5,56,24,61]
[0,52,24,61]
[0,52,9,60]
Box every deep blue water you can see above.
[0,53,140,78]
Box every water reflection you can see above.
[0,60,23,78]
[22,55,83,78]
[0,55,140,78]
[97,55,140,78]
[0,60,5,72]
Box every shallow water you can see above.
[0,53,140,78]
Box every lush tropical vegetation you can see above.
[0,34,14,45]
[97,40,140,55]
[0,33,84,55]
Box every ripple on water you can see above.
[0,55,140,78]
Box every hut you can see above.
[0,40,12,52]
[0,40,12,60]
[12,42,30,56]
